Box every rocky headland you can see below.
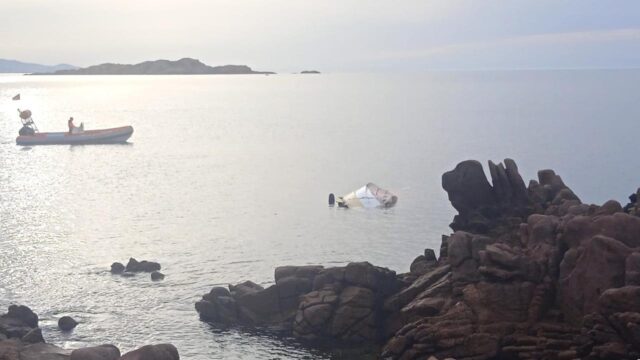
[0,58,77,74]
[44,58,274,75]
[0,304,179,359]
[196,158,640,359]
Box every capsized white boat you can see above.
[336,183,398,208]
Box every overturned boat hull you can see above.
[16,126,133,146]
[337,183,398,208]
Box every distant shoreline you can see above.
[30,57,276,75]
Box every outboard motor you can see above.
[19,125,35,136]
[328,193,335,207]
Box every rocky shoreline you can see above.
[0,304,179,359]
[196,158,640,359]
[0,260,176,359]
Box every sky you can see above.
[1,0,640,72]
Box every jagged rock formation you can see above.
[196,158,640,360]
[49,58,274,75]
[110,258,162,279]
[197,263,400,343]
[623,188,639,215]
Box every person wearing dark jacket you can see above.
[68,117,75,134]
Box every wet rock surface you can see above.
[124,258,161,273]
[58,316,78,331]
[111,258,164,279]
[0,304,179,360]
[70,344,121,360]
[196,158,640,359]
[119,343,179,360]
[151,271,165,281]
[110,262,125,274]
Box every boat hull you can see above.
[16,126,133,146]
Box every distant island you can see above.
[0,59,77,73]
[300,70,320,74]
[45,58,275,75]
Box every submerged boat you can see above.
[14,109,133,146]
[333,183,398,209]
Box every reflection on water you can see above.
[0,71,639,358]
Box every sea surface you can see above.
[0,70,639,358]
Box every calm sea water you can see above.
[0,71,639,358]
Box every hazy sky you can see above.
[2,0,640,72]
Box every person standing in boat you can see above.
[68,117,75,134]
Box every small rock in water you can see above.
[71,344,121,360]
[110,262,125,274]
[125,258,161,272]
[151,271,165,281]
[58,316,78,331]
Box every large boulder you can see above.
[110,262,125,274]
[558,235,631,323]
[293,287,339,339]
[409,249,438,275]
[598,286,640,315]
[462,281,535,323]
[488,159,529,209]
[119,344,179,360]
[329,286,377,341]
[234,285,282,324]
[561,212,640,249]
[229,281,263,297]
[290,263,399,343]
[196,287,238,324]
[626,252,640,286]
[20,343,72,360]
[293,285,381,342]
[442,159,540,233]
[274,265,323,284]
[5,305,38,328]
[344,262,398,295]
[71,344,120,360]
[272,266,324,314]
[21,328,44,344]
[0,339,21,360]
[384,265,451,312]
[400,273,452,320]
[442,160,497,232]
[0,305,38,339]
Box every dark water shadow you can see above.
[203,322,380,359]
